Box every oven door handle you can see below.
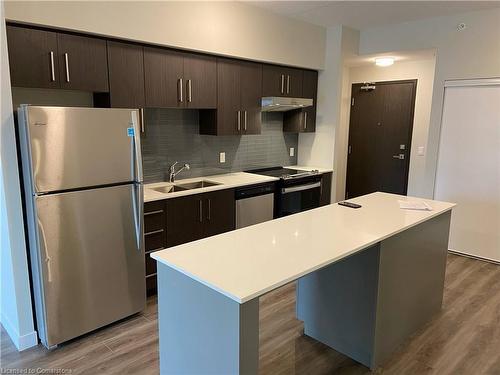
[281,181,321,194]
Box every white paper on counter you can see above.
[398,200,433,211]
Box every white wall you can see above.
[298,26,342,170]
[0,3,37,350]
[358,8,500,197]
[345,58,437,198]
[298,26,359,202]
[4,1,326,69]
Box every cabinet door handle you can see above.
[237,110,241,132]
[244,111,247,131]
[199,200,203,222]
[144,209,163,216]
[280,74,285,94]
[140,108,145,133]
[145,229,164,236]
[304,112,307,130]
[207,199,211,221]
[187,79,192,103]
[64,53,70,82]
[286,75,290,94]
[49,51,55,82]
[178,78,183,102]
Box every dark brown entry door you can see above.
[346,80,417,199]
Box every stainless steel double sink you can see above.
[152,180,220,194]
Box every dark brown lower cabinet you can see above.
[165,193,204,248]
[145,189,235,295]
[144,200,166,296]
[166,189,235,247]
[202,189,236,237]
[320,172,333,206]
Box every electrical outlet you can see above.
[290,147,295,157]
[219,152,226,163]
[417,146,425,156]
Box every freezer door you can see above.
[22,106,142,193]
[34,183,145,347]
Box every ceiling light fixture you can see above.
[375,57,395,67]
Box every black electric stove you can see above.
[247,166,320,182]
[247,167,322,217]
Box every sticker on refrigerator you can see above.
[127,127,135,137]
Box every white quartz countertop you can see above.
[151,192,455,303]
[143,166,331,202]
[144,172,278,202]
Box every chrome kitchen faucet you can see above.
[169,162,190,182]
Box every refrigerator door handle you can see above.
[131,110,143,183]
[132,183,144,252]
[37,216,52,282]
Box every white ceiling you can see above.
[246,1,500,30]
[345,48,437,67]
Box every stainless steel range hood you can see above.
[261,97,313,112]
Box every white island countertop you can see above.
[151,192,455,303]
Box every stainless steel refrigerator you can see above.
[18,105,145,349]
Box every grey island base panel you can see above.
[157,267,259,375]
[297,211,451,369]
[156,211,451,374]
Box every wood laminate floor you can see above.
[2,254,500,374]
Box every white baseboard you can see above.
[0,312,38,351]
[448,249,500,265]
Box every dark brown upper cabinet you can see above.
[107,41,145,108]
[6,25,60,89]
[183,53,217,109]
[262,64,303,98]
[240,61,263,135]
[144,47,216,109]
[200,58,262,135]
[144,47,185,108]
[57,33,109,92]
[6,25,108,92]
[284,69,318,133]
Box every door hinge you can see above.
[351,97,355,106]
[348,145,352,154]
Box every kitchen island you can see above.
[151,192,455,374]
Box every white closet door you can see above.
[435,82,500,262]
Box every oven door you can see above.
[278,180,322,217]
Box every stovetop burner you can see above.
[247,166,319,180]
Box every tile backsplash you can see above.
[141,109,298,183]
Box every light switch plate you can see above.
[417,146,425,156]
[219,152,226,163]
[290,147,295,157]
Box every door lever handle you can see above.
[393,154,405,160]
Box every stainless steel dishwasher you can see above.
[235,182,276,229]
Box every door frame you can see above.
[346,79,417,198]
